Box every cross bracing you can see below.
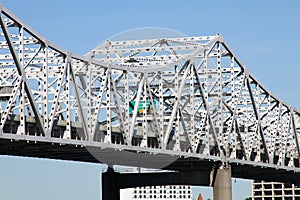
[0,6,300,174]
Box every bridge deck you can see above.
[1,137,300,186]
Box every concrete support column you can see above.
[213,165,232,200]
[102,168,120,200]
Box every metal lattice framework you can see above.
[1,6,300,172]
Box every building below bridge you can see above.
[252,180,300,200]
[120,185,192,200]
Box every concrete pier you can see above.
[102,168,120,200]
[213,165,232,200]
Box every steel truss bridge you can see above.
[0,5,300,199]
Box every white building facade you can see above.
[121,185,193,200]
[252,180,300,200]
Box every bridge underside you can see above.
[1,139,300,186]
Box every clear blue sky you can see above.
[0,0,300,200]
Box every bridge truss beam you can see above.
[0,5,300,178]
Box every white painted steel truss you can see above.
[0,6,300,171]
